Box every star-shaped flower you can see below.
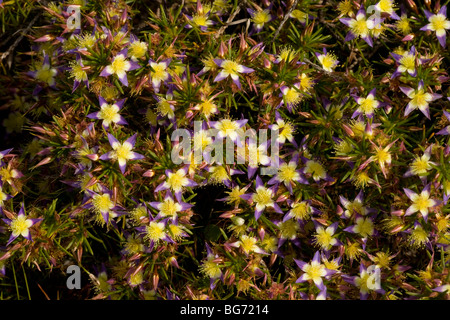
[99,133,144,173]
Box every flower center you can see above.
[0,168,12,181]
[355,218,374,237]
[36,66,55,84]
[346,201,364,216]
[305,161,326,179]
[279,220,298,239]
[279,48,296,62]
[409,227,428,247]
[151,63,167,81]
[252,10,270,25]
[375,149,390,164]
[399,54,415,71]
[157,100,173,117]
[351,18,370,36]
[11,215,31,236]
[283,87,302,105]
[129,41,147,59]
[430,14,447,32]
[414,194,431,212]
[304,262,325,280]
[200,100,217,116]
[99,104,119,123]
[160,198,180,217]
[378,0,394,13]
[291,9,307,22]
[111,56,127,74]
[411,157,430,174]
[396,17,411,34]
[240,235,257,253]
[192,14,208,27]
[315,228,333,247]
[146,221,165,242]
[168,224,185,241]
[320,54,337,70]
[114,143,132,161]
[253,187,273,207]
[359,97,378,114]
[218,119,238,132]
[222,60,239,75]
[70,64,87,81]
[411,90,430,108]
[167,171,186,191]
[290,202,310,220]
[209,166,228,184]
[200,259,222,278]
[278,164,298,183]
[227,187,245,204]
[92,193,114,213]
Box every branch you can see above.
[0,13,41,69]
[214,0,248,40]
[270,0,299,45]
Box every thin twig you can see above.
[0,13,40,68]
[214,0,248,40]
[270,0,299,45]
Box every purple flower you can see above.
[420,5,450,48]
[294,251,336,291]
[403,184,439,222]
[100,49,141,86]
[352,88,380,119]
[340,7,375,47]
[154,166,198,202]
[149,191,193,220]
[240,176,283,220]
[87,96,128,130]
[267,154,308,194]
[2,203,42,245]
[213,59,254,90]
[342,263,385,299]
[99,133,145,174]
[391,46,417,78]
[69,54,89,92]
[84,188,124,224]
[247,8,274,34]
[399,80,442,119]
[149,58,171,93]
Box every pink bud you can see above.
[258,227,265,241]
[169,256,180,268]
[218,41,228,57]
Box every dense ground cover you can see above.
[0,0,449,300]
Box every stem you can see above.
[22,264,31,300]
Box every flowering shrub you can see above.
[0,0,450,300]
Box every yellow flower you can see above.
[253,186,275,212]
[200,254,222,279]
[10,215,33,238]
[409,153,433,176]
[128,41,148,60]
[353,217,374,238]
[349,13,374,38]
[146,221,166,243]
[317,52,338,72]
[304,160,327,181]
